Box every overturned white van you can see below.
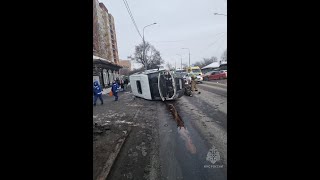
[129,69,185,101]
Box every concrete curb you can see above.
[96,109,140,180]
[96,128,131,180]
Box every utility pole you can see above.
[142,23,157,70]
[176,54,182,69]
[175,60,176,69]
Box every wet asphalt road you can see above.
[158,83,227,180]
[103,82,227,180]
[197,83,227,97]
[203,79,227,85]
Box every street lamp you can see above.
[176,54,183,69]
[182,48,190,67]
[142,23,157,69]
[214,13,227,16]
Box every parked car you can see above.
[220,70,227,78]
[203,71,216,81]
[194,74,203,83]
[203,70,227,80]
[184,73,203,83]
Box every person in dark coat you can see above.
[111,80,119,101]
[116,78,120,86]
[124,78,129,91]
[93,81,103,106]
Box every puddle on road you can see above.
[166,103,197,154]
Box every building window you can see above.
[113,72,117,81]
[136,81,142,94]
[103,69,108,86]
[109,70,113,83]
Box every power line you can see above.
[122,0,143,39]
[213,39,226,58]
[123,0,142,39]
[189,34,226,61]
[207,33,226,47]
[123,0,141,38]
[149,40,185,43]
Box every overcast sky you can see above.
[101,0,227,69]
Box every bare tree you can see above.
[165,62,176,70]
[128,67,144,75]
[119,68,130,76]
[131,41,164,70]
[193,61,203,67]
[181,63,188,69]
[192,56,218,68]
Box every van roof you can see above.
[188,66,200,69]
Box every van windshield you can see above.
[192,69,201,73]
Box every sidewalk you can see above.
[93,88,139,180]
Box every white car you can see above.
[181,73,191,84]
[183,73,202,84]
[195,75,203,83]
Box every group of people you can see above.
[93,78,129,106]
[115,78,129,92]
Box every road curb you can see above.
[96,109,140,180]
[96,128,132,180]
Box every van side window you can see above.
[136,80,142,94]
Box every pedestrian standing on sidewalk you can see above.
[111,80,119,101]
[93,80,103,106]
[124,78,129,91]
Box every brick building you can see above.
[118,60,131,76]
[93,0,121,87]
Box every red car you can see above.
[203,70,227,80]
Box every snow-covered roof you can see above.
[93,55,111,63]
[220,61,227,65]
[131,68,166,76]
[201,62,220,69]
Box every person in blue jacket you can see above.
[93,81,103,106]
[111,80,119,101]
